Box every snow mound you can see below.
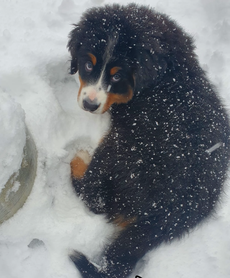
[0,91,26,192]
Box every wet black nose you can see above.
[83,99,100,112]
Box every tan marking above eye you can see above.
[102,87,133,113]
[110,67,121,76]
[88,53,97,66]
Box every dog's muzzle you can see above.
[83,98,100,112]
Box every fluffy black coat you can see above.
[68,4,230,278]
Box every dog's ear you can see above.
[70,58,78,75]
[133,34,168,88]
[135,48,167,88]
[67,25,80,75]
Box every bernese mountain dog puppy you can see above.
[68,3,230,278]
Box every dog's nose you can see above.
[83,98,100,112]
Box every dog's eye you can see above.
[111,74,121,83]
[85,61,93,72]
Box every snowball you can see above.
[0,92,26,193]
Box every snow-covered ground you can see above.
[0,0,230,277]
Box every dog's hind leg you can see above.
[70,220,162,278]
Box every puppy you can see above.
[68,4,230,278]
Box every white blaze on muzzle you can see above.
[77,68,110,114]
[78,84,108,114]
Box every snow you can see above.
[0,92,26,191]
[0,0,230,278]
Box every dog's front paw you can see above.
[71,150,91,179]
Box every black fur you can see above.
[68,4,230,278]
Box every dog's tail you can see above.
[69,221,157,278]
[70,251,105,278]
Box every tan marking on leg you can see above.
[71,150,91,179]
[102,87,133,113]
